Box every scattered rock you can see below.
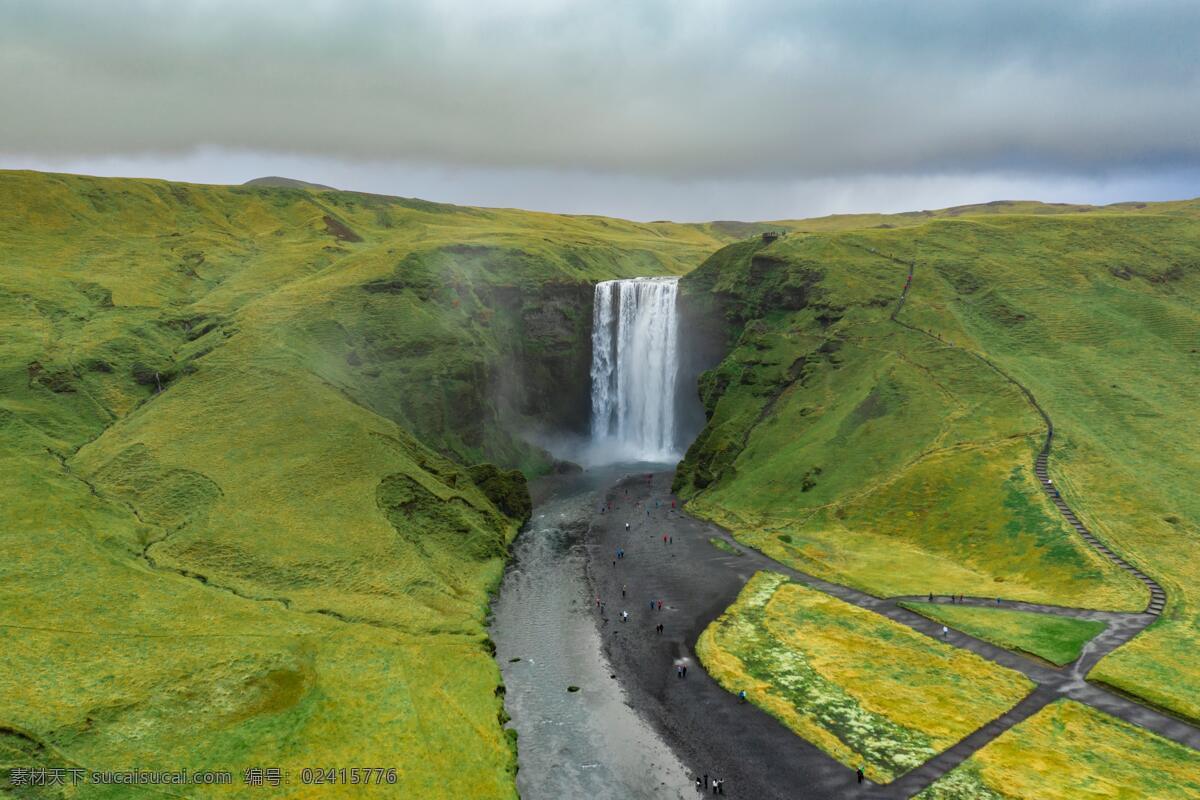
[567,685,581,693]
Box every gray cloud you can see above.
[2,1,1198,219]
[2,0,1198,180]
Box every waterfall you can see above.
[589,277,681,462]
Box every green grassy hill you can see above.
[675,200,1200,721]
[0,170,734,796]
[4,168,1198,793]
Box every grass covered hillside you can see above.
[0,170,733,796]
[675,200,1200,720]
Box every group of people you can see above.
[600,483,677,634]
[602,475,881,796]
[927,592,1003,606]
[927,592,969,603]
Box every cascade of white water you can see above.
[589,277,681,462]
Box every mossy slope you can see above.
[676,201,1200,719]
[0,170,733,796]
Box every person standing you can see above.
[856,766,864,784]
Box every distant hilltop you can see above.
[243,175,336,191]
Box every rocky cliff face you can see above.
[350,242,727,475]
[331,245,612,474]
[674,280,730,453]
[489,281,595,439]
[671,238,827,495]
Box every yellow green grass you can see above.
[679,238,1145,610]
[5,168,1199,793]
[0,169,736,796]
[696,572,1033,782]
[899,604,1106,666]
[677,202,1200,721]
[915,700,1200,799]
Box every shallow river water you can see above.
[490,466,689,800]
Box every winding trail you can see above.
[573,256,1197,798]
[885,254,1168,618]
[586,471,1198,799]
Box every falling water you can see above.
[590,277,681,462]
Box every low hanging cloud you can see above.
[1,0,1198,217]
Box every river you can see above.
[490,465,690,800]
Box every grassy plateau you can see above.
[899,603,1107,666]
[697,572,1033,782]
[916,700,1200,799]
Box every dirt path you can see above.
[584,471,1200,799]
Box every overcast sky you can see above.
[2,0,1198,221]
